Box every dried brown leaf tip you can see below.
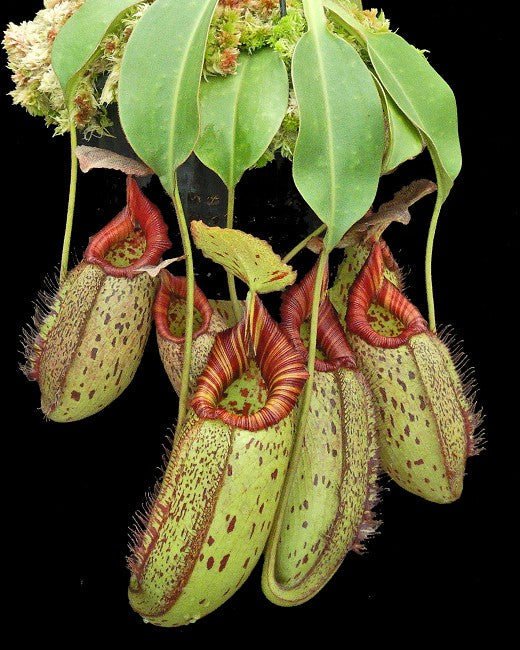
[75,145,154,177]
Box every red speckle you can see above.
[243,557,250,569]
[227,516,236,533]
[240,388,249,397]
[219,554,230,572]
[414,459,424,466]
[227,464,233,476]
[207,557,214,570]
[271,468,278,480]
[71,391,81,401]
[208,536,215,546]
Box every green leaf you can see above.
[323,0,367,43]
[373,77,424,174]
[191,221,297,294]
[293,0,385,252]
[195,48,289,189]
[51,0,141,102]
[366,31,461,202]
[118,0,219,196]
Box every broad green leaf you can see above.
[52,0,141,101]
[191,221,297,294]
[293,0,385,252]
[366,31,461,202]
[118,0,219,196]
[323,0,367,43]
[372,77,424,174]
[383,93,425,173]
[195,48,289,189]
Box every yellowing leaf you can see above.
[191,222,296,294]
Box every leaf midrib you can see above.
[165,1,215,179]
[311,28,336,236]
[228,56,250,189]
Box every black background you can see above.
[2,0,513,641]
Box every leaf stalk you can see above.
[263,248,328,586]
[172,177,195,435]
[59,118,78,284]
[226,187,242,322]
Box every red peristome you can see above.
[346,242,427,349]
[191,296,308,431]
[379,237,400,274]
[154,271,213,343]
[281,260,357,371]
[84,176,171,277]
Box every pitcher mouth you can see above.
[346,242,427,348]
[154,272,213,343]
[281,260,357,372]
[191,295,308,432]
[84,176,171,277]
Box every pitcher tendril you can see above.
[226,187,242,322]
[59,119,78,284]
[172,176,195,434]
